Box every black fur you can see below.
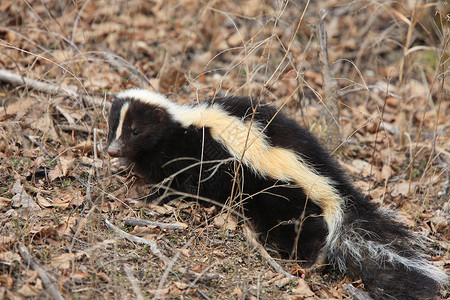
[107,94,446,299]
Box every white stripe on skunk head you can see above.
[107,89,344,244]
[106,91,172,158]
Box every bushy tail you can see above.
[327,209,448,299]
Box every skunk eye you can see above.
[132,129,140,136]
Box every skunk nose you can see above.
[107,141,121,157]
[107,148,119,157]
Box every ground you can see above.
[0,0,449,299]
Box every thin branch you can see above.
[316,9,341,152]
[124,217,187,231]
[154,236,195,300]
[124,265,145,300]
[343,284,374,300]
[0,69,109,109]
[18,244,64,300]
[104,218,169,263]
[242,225,296,279]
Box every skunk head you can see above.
[107,95,170,159]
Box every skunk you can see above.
[107,89,447,299]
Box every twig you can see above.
[154,236,195,300]
[104,218,169,263]
[243,225,296,279]
[337,84,402,98]
[57,124,106,135]
[316,9,341,152]
[178,267,223,282]
[440,170,449,202]
[18,244,64,300]
[124,265,145,300]
[343,284,374,300]
[23,134,55,158]
[0,69,109,109]
[69,171,95,252]
[124,217,187,231]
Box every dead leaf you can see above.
[192,263,208,273]
[130,226,160,235]
[0,235,16,248]
[290,264,306,277]
[0,274,13,289]
[18,282,41,297]
[51,252,85,270]
[29,226,58,239]
[96,272,110,282]
[351,159,372,177]
[36,194,54,208]
[59,157,75,176]
[0,251,21,263]
[232,287,243,298]
[380,164,392,181]
[56,215,78,235]
[292,279,315,297]
[174,281,190,290]
[72,140,94,155]
[0,197,12,210]
[30,113,59,140]
[274,277,294,288]
[391,182,418,197]
[48,168,64,182]
[227,32,242,47]
[69,271,90,282]
[147,288,169,297]
[159,64,186,93]
[148,204,174,215]
[213,214,237,231]
[11,181,39,210]
[429,216,447,232]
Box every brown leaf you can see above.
[274,277,294,288]
[290,264,306,277]
[0,251,21,263]
[0,197,12,210]
[48,168,64,182]
[380,164,392,181]
[391,181,418,197]
[29,226,58,239]
[0,235,16,248]
[192,263,208,273]
[429,216,447,233]
[130,225,160,235]
[18,282,41,297]
[96,272,110,282]
[51,252,85,270]
[30,113,59,140]
[292,279,315,297]
[59,157,75,176]
[159,65,186,93]
[56,215,78,235]
[0,274,13,289]
[173,281,190,290]
[11,181,39,210]
[213,214,237,231]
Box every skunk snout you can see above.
[107,141,122,157]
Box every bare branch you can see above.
[0,69,109,109]
[316,9,341,152]
[18,244,64,300]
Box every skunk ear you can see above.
[153,108,165,123]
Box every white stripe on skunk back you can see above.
[108,89,448,299]
[116,90,344,237]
